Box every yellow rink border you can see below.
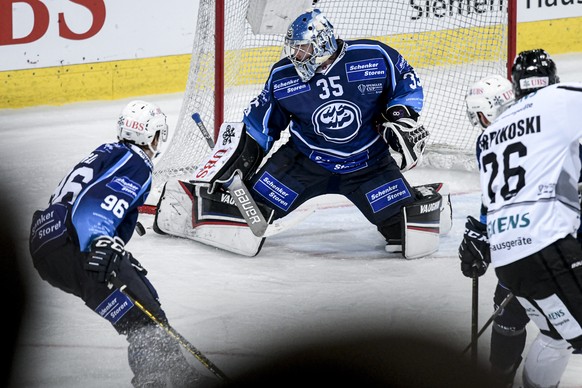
[517,17,582,54]
[2,17,581,109]
[1,55,191,109]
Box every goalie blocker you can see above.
[190,121,272,237]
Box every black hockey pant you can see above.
[495,235,582,352]
[31,242,200,386]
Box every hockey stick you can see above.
[462,292,515,355]
[109,278,230,382]
[192,113,215,149]
[470,269,479,364]
[263,202,317,237]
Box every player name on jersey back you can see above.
[479,112,540,150]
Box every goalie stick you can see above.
[109,277,230,382]
[192,113,215,149]
[263,202,316,237]
[223,171,271,237]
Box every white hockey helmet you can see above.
[283,8,338,82]
[465,75,515,130]
[117,100,169,155]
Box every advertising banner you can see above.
[517,0,582,22]
[0,0,198,71]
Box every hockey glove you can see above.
[126,251,148,275]
[380,105,428,172]
[458,216,491,277]
[85,236,125,283]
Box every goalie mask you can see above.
[117,100,169,155]
[465,75,515,130]
[283,8,338,82]
[511,49,559,100]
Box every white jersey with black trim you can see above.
[477,82,582,268]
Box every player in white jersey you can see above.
[462,49,582,387]
[460,74,530,387]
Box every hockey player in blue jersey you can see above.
[29,101,213,387]
[155,9,451,258]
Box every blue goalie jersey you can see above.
[49,142,153,251]
[243,39,424,174]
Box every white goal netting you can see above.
[152,0,510,193]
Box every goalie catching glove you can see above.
[380,105,428,172]
[458,216,490,277]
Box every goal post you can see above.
[152,0,517,195]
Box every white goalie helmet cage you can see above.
[465,74,515,130]
[117,100,169,154]
[283,8,338,82]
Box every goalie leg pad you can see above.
[153,179,266,257]
[413,182,452,236]
[401,188,442,259]
[153,179,193,236]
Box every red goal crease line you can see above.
[139,204,157,215]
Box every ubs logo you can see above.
[312,100,362,144]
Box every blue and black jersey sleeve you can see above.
[243,60,294,153]
[373,41,424,114]
[51,143,152,251]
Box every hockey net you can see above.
[152,0,515,197]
